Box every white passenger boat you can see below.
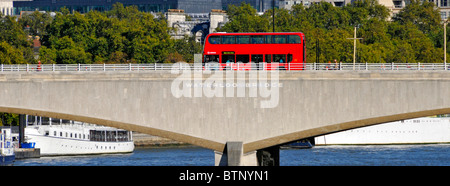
[314,116,450,145]
[24,116,134,156]
[1,128,15,165]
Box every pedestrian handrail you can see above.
[0,62,449,72]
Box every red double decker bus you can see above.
[202,32,305,70]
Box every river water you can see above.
[13,144,450,166]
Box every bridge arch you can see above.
[1,71,450,156]
[3,106,449,153]
[245,108,450,152]
[0,106,225,152]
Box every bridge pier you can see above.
[256,146,280,166]
[214,142,279,166]
[215,142,257,166]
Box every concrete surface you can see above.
[1,71,449,154]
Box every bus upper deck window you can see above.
[236,35,250,44]
[222,36,235,44]
[209,36,221,44]
[265,35,272,44]
[274,35,286,44]
[251,36,264,44]
[287,35,301,44]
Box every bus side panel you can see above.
[203,33,305,70]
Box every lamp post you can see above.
[347,27,363,70]
[445,20,448,70]
[272,0,275,32]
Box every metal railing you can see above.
[308,62,449,71]
[0,62,449,72]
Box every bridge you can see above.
[1,63,450,165]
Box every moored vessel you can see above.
[314,116,450,145]
[1,128,15,166]
[24,116,134,156]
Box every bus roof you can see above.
[207,32,304,36]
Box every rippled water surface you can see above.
[14,144,450,166]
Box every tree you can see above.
[0,14,34,64]
[359,18,390,45]
[18,11,53,39]
[171,35,203,63]
[302,2,350,30]
[344,0,390,26]
[319,29,353,63]
[0,41,26,64]
[129,36,157,63]
[57,47,92,64]
[393,0,441,35]
[359,43,391,63]
[388,40,415,63]
[38,46,57,64]
[213,1,447,64]
[40,3,172,64]
[216,2,269,32]
[0,113,19,126]
[0,15,30,48]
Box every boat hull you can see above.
[315,117,450,145]
[27,134,134,156]
[0,155,15,166]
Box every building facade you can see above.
[279,0,450,20]
[13,0,178,15]
[0,0,13,16]
[10,0,277,15]
[166,9,227,42]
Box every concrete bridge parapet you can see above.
[1,71,450,165]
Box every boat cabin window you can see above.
[89,130,130,142]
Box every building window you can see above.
[441,11,448,20]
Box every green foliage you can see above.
[171,35,203,63]
[217,1,446,63]
[1,1,448,64]
[0,16,30,48]
[0,14,34,64]
[38,46,57,64]
[0,41,26,64]
[216,2,270,32]
[0,113,18,126]
[8,3,200,64]
[393,0,441,35]
[18,11,53,39]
